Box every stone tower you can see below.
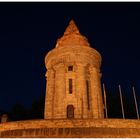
[44,20,104,119]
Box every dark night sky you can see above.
[0,2,140,112]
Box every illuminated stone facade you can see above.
[1,20,140,138]
[44,20,104,119]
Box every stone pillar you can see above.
[76,63,88,118]
[1,114,8,123]
[53,63,66,118]
[44,68,55,119]
[89,66,104,119]
[97,72,104,118]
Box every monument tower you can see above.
[44,20,104,119]
[1,20,140,138]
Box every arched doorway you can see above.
[67,105,74,119]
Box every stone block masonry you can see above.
[1,119,140,137]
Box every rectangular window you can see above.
[86,80,90,110]
[68,66,73,71]
[69,79,73,94]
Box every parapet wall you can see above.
[0,119,140,138]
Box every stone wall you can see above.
[1,119,140,137]
[44,45,104,119]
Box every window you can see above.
[86,80,90,110]
[68,66,73,71]
[69,79,73,94]
[67,105,74,119]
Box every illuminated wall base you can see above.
[0,119,140,138]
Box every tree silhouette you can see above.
[30,95,45,119]
[10,103,29,121]
[106,90,136,119]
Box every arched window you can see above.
[68,66,73,71]
[67,105,74,119]
[69,79,73,94]
[86,80,90,110]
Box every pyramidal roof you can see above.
[64,20,80,35]
[56,20,90,48]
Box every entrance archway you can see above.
[67,105,74,119]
